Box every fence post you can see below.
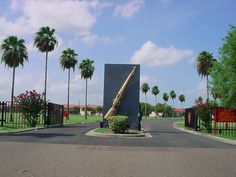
[214,109,217,135]
[0,102,6,127]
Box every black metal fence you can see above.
[184,107,199,130]
[213,122,236,137]
[46,102,64,126]
[0,101,63,128]
[185,107,236,138]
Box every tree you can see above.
[198,96,203,102]
[151,86,159,118]
[170,90,176,117]
[211,88,219,101]
[96,106,103,115]
[79,59,95,119]
[210,25,236,109]
[60,48,78,119]
[0,36,28,121]
[196,51,215,99]
[141,83,150,118]
[139,102,154,117]
[34,26,58,124]
[15,90,44,127]
[162,93,169,117]
[178,94,185,108]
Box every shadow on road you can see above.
[148,130,188,135]
[8,132,75,138]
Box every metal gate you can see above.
[185,107,199,130]
[1,101,63,128]
[46,102,64,126]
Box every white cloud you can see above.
[0,16,30,36]
[140,75,150,84]
[21,0,96,31]
[158,0,171,6]
[130,41,193,67]
[197,80,207,93]
[114,0,144,19]
[1,0,113,45]
[0,66,10,98]
[78,31,126,46]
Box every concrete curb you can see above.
[85,128,152,138]
[173,122,236,146]
[0,124,64,135]
[0,126,45,135]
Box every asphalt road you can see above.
[0,120,236,177]
[0,119,235,148]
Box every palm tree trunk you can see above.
[145,93,147,119]
[164,102,167,118]
[155,95,157,118]
[10,66,16,122]
[44,51,48,125]
[172,99,174,118]
[85,78,88,119]
[67,68,70,120]
[206,75,209,100]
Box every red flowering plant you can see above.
[14,90,44,127]
[194,98,213,133]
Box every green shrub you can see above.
[14,90,44,127]
[109,115,128,134]
[195,99,213,133]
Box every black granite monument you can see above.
[102,64,140,129]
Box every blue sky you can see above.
[0,0,235,108]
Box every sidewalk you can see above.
[173,122,236,146]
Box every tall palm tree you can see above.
[0,36,28,121]
[141,83,150,118]
[196,51,215,100]
[59,48,78,119]
[197,96,203,102]
[34,26,58,124]
[170,90,176,117]
[79,59,95,119]
[163,93,169,117]
[178,94,185,108]
[151,86,159,118]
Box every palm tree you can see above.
[34,26,58,124]
[197,96,203,102]
[141,83,150,118]
[79,59,95,119]
[151,86,159,118]
[59,48,78,120]
[0,36,28,121]
[170,90,176,117]
[196,51,215,100]
[163,93,169,117]
[178,94,185,108]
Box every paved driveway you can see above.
[0,119,235,148]
[1,120,236,177]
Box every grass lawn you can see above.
[94,127,143,134]
[0,114,102,133]
[142,116,183,120]
[94,128,113,133]
[64,114,102,124]
[175,121,185,128]
[0,126,36,133]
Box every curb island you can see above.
[85,128,152,138]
